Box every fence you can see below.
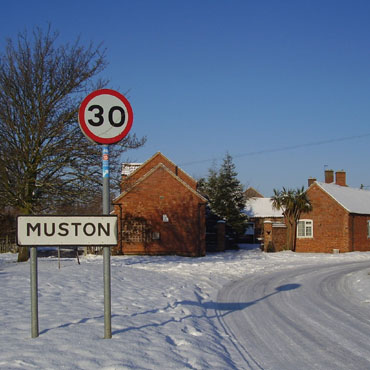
[0,233,104,256]
[0,236,18,253]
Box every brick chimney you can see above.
[308,177,316,187]
[335,170,346,186]
[325,169,334,184]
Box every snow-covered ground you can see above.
[1,246,370,369]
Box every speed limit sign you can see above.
[78,89,133,144]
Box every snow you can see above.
[316,181,370,214]
[244,197,283,218]
[1,247,370,369]
[217,259,370,369]
[121,163,142,176]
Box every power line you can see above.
[179,133,370,167]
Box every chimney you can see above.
[308,177,316,187]
[325,169,334,184]
[335,170,346,186]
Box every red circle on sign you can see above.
[78,89,133,144]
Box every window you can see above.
[367,221,370,238]
[122,220,151,243]
[152,232,160,240]
[245,222,255,236]
[297,220,313,238]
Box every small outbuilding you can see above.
[112,152,207,257]
[244,197,284,248]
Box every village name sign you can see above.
[17,215,118,246]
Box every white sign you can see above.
[78,89,133,145]
[17,216,118,246]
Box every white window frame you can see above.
[367,220,370,239]
[297,219,313,238]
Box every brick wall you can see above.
[263,220,286,252]
[351,215,370,251]
[272,224,287,251]
[113,164,206,257]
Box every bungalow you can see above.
[296,170,370,253]
[245,170,370,253]
[112,152,207,257]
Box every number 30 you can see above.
[88,105,126,127]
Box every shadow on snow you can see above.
[39,283,301,336]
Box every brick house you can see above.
[296,170,370,253]
[112,152,207,256]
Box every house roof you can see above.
[121,163,142,176]
[114,163,207,203]
[244,197,283,218]
[244,187,264,198]
[315,181,370,214]
[120,152,197,188]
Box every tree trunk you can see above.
[285,219,295,251]
[17,208,30,262]
[285,223,292,251]
[292,220,298,252]
[17,246,30,262]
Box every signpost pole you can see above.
[78,89,133,339]
[102,145,112,339]
[30,246,39,338]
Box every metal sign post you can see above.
[30,246,39,338]
[102,145,112,339]
[78,88,133,339]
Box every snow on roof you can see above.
[316,182,370,214]
[121,163,142,176]
[244,197,284,218]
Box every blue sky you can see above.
[2,0,370,196]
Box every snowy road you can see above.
[217,261,370,370]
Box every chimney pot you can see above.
[335,170,346,186]
[308,178,316,187]
[325,169,334,184]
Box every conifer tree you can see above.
[200,153,247,236]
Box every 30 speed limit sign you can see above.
[78,89,133,144]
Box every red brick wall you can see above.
[296,183,351,253]
[351,215,370,251]
[263,220,286,252]
[113,165,205,257]
[121,153,197,192]
[263,221,272,251]
[272,224,287,251]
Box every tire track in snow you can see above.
[216,261,370,370]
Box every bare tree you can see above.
[0,26,146,261]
